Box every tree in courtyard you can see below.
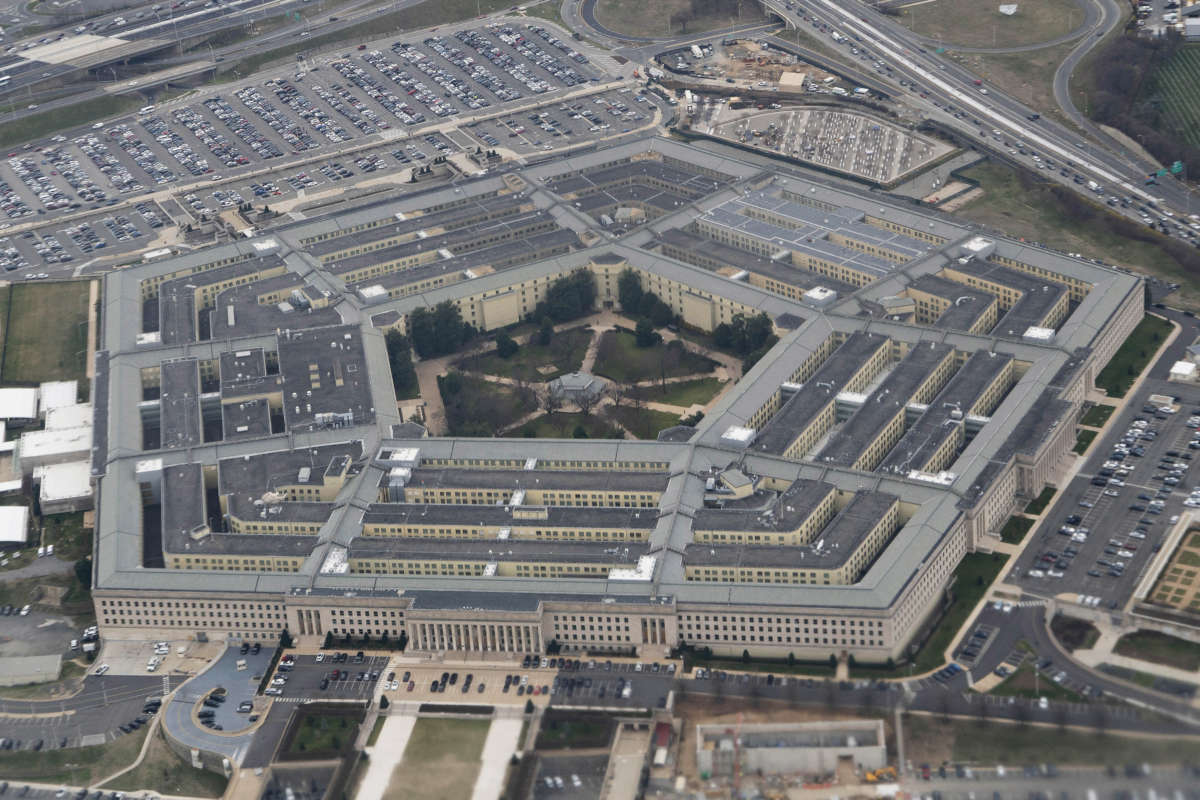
[742,649,751,663]
[537,317,554,346]
[74,557,92,591]
[384,330,418,398]
[573,425,589,438]
[618,268,644,312]
[538,386,563,416]
[379,695,389,710]
[635,318,660,348]
[280,629,293,649]
[495,331,519,359]
[323,632,333,648]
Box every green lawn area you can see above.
[367,716,387,747]
[388,718,489,800]
[592,330,716,384]
[287,712,356,755]
[894,0,1080,49]
[455,326,592,381]
[1080,404,1116,428]
[512,411,622,439]
[605,405,681,439]
[104,728,227,797]
[0,725,148,785]
[999,515,1035,545]
[685,652,836,678]
[42,512,90,563]
[1151,44,1200,148]
[957,161,1200,310]
[521,0,566,28]
[1094,315,1173,398]
[904,714,1200,765]
[441,373,532,437]
[1113,630,1200,671]
[1051,615,1100,653]
[1074,429,1097,455]
[535,712,615,749]
[631,377,727,408]
[591,0,764,37]
[988,664,1084,702]
[0,95,145,151]
[1,281,90,385]
[912,552,1010,674]
[1025,487,1057,515]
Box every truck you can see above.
[690,44,704,59]
[831,32,845,43]
[853,87,869,96]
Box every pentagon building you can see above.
[90,137,1142,662]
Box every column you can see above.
[314,611,322,636]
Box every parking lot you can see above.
[707,105,952,182]
[1010,383,1200,607]
[533,754,608,800]
[267,652,388,702]
[464,86,662,154]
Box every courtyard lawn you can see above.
[1079,404,1116,428]
[1025,487,1057,515]
[387,718,489,800]
[605,405,682,439]
[455,326,592,381]
[592,330,716,384]
[1074,429,1097,454]
[999,516,1035,545]
[512,412,622,439]
[630,377,726,408]
[1051,616,1100,653]
[441,373,533,437]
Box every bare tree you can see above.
[606,383,629,409]
[575,389,599,417]
[538,387,563,416]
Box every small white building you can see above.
[35,461,93,515]
[0,387,39,424]
[0,505,29,546]
[1171,360,1197,383]
[38,381,78,415]
[696,720,886,778]
[18,425,92,470]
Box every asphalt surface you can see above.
[0,673,183,748]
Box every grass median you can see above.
[1094,314,1173,398]
[0,726,148,785]
[103,727,227,798]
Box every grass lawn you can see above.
[512,411,622,439]
[521,0,566,28]
[912,552,1009,674]
[957,161,1200,310]
[535,712,615,750]
[1080,404,1116,428]
[592,330,716,384]
[367,716,387,747]
[988,664,1084,702]
[2,281,90,385]
[104,727,227,797]
[1150,44,1200,149]
[441,373,533,437]
[0,725,148,785]
[967,39,1081,127]
[1074,429,1097,455]
[455,326,591,381]
[1113,630,1200,671]
[685,653,836,678]
[903,714,1200,765]
[287,711,356,755]
[896,0,1080,49]
[631,377,726,408]
[388,718,489,800]
[1050,615,1100,653]
[1094,315,1173,397]
[999,515,1035,545]
[1025,487,1057,515]
[605,405,681,439]
[591,0,764,38]
[43,512,90,563]
[0,95,145,151]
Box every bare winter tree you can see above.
[606,382,629,409]
[538,387,563,416]
[575,389,599,417]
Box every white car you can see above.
[94,663,110,675]
[264,687,282,696]
[18,604,29,616]
[1027,569,1046,578]
[1002,602,1014,613]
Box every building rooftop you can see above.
[816,342,954,468]
[159,359,202,450]
[754,331,889,455]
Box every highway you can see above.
[769,0,1199,218]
